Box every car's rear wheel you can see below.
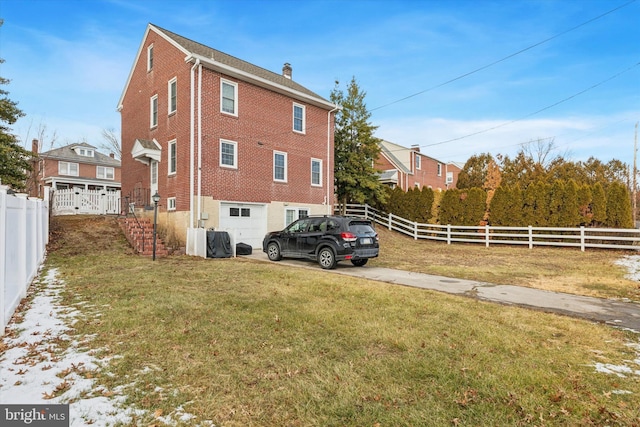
[267,242,282,261]
[318,247,337,269]
[351,259,368,267]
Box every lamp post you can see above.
[152,192,160,261]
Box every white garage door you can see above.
[219,203,267,249]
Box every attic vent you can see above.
[282,63,292,79]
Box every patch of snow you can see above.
[0,268,212,426]
[615,255,640,281]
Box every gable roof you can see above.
[40,143,121,167]
[379,140,411,175]
[118,23,336,111]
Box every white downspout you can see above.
[197,62,203,226]
[189,59,200,228]
[327,105,340,215]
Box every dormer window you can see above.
[75,147,94,157]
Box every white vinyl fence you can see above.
[53,188,121,215]
[340,204,640,251]
[1,185,49,334]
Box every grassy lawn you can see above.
[42,216,640,426]
[372,226,640,301]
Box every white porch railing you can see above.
[53,188,121,215]
[1,186,49,335]
[339,204,640,251]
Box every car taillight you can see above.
[341,232,357,242]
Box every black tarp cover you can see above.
[206,230,232,258]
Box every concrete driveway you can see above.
[244,251,640,333]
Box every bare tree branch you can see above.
[100,127,121,159]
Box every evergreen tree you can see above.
[407,187,421,221]
[488,186,509,226]
[386,186,404,216]
[591,182,607,226]
[548,180,565,226]
[561,179,581,227]
[0,52,30,190]
[438,189,462,225]
[418,186,435,223]
[462,188,487,226]
[522,182,537,226]
[331,78,386,210]
[606,182,633,228]
[577,184,593,226]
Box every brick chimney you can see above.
[32,139,40,154]
[411,144,420,152]
[282,63,292,79]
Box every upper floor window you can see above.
[97,166,115,180]
[59,161,79,176]
[168,139,177,175]
[415,153,421,170]
[74,147,94,157]
[293,103,305,133]
[274,151,287,182]
[221,80,237,116]
[147,44,154,71]
[311,158,322,186]
[437,163,442,177]
[220,139,237,168]
[168,78,177,114]
[150,95,158,128]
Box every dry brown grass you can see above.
[370,226,640,300]
[37,215,640,426]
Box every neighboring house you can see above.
[375,139,461,191]
[118,24,337,248]
[29,139,121,198]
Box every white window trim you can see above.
[167,197,176,211]
[273,151,288,183]
[168,139,177,175]
[415,153,421,170]
[293,103,306,134]
[311,158,322,187]
[168,77,177,114]
[285,207,309,227]
[220,79,238,116]
[220,139,238,169]
[96,166,115,180]
[150,95,158,128]
[147,44,153,71]
[437,163,442,177]
[59,161,79,177]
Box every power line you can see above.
[421,61,640,148]
[370,0,637,112]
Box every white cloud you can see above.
[375,112,639,164]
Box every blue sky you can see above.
[1,0,638,166]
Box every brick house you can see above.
[375,139,461,191]
[29,140,121,198]
[118,24,337,248]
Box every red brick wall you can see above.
[120,28,333,212]
[42,158,121,185]
[374,151,459,191]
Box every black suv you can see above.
[262,216,379,269]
